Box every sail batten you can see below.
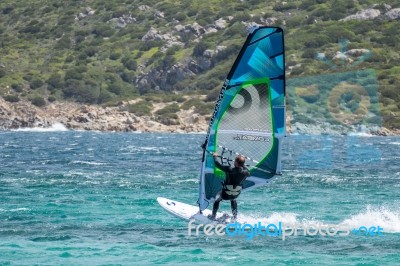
[198,26,285,211]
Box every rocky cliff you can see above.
[2,98,399,136]
[0,98,208,133]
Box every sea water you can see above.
[0,131,399,265]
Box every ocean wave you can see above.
[70,161,106,165]
[320,176,343,184]
[237,205,400,234]
[0,208,30,212]
[339,206,400,233]
[119,146,167,153]
[12,123,68,132]
[175,178,199,184]
[187,131,206,135]
[347,132,375,137]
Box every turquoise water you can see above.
[0,131,399,265]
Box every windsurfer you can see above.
[208,153,250,220]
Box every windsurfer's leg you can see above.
[209,193,222,219]
[231,199,237,219]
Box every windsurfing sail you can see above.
[198,26,285,211]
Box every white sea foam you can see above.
[188,131,206,135]
[237,212,299,226]
[320,176,343,184]
[13,123,68,132]
[0,208,30,212]
[339,206,400,233]
[347,132,374,137]
[237,205,400,233]
[175,178,199,184]
[71,161,106,166]
[120,145,166,153]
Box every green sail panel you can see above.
[198,27,285,211]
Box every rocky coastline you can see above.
[1,98,399,136]
[0,98,208,133]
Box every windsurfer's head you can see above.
[234,155,245,167]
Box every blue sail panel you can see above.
[198,27,285,210]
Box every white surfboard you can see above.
[157,197,232,224]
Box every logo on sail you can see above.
[233,134,270,142]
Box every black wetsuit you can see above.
[212,157,250,219]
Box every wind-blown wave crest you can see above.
[12,123,68,132]
[339,206,400,233]
[236,205,400,233]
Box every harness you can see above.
[213,152,249,200]
[223,184,242,196]
[221,167,247,199]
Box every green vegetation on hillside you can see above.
[0,0,399,128]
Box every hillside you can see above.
[0,0,399,131]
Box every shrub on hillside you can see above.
[162,94,185,103]
[98,89,114,104]
[55,35,71,49]
[182,99,213,115]
[62,79,100,103]
[212,43,242,64]
[110,51,121,60]
[31,96,46,107]
[11,83,23,92]
[196,77,220,91]
[120,71,135,83]
[64,67,86,81]
[47,73,63,91]
[174,12,187,22]
[206,88,221,102]
[3,95,20,102]
[20,22,42,34]
[156,55,176,69]
[291,114,315,124]
[139,40,162,51]
[2,6,14,14]
[30,78,44,89]
[122,58,137,71]
[273,2,297,11]
[92,24,114,37]
[230,12,251,23]
[192,41,210,57]
[84,47,97,57]
[304,35,330,48]
[0,69,6,78]
[65,55,74,63]
[47,96,56,102]
[107,83,123,95]
[127,101,152,116]
[155,103,180,115]
[155,104,180,125]
[166,46,180,56]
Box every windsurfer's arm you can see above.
[243,168,250,178]
[239,168,250,185]
[213,153,230,172]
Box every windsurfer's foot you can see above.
[207,214,216,220]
